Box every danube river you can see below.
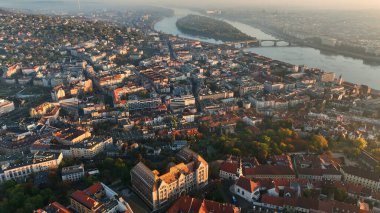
[155,8,380,89]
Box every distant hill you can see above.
[176,14,255,42]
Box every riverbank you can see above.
[154,8,380,89]
[226,17,380,64]
[306,43,380,65]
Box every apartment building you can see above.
[112,86,146,105]
[70,182,133,213]
[198,90,234,101]
[31,136,113,159]
[169,95,196,109]
[62,164,85,182]
[0,99,15,116]
[126,98,161,111]
[0,151,63,183]
[51,85,66,101]
[53,128,92,145]
[30,102,60,120]
[341,166,380,191]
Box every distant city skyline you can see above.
[1,0,380,10]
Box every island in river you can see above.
[176,15,255,42]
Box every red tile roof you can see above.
[45,202,72,213]
[84,182,103,194]
[71,190,99,210]
[317,200,334,213]
[167,195,241,213]
[261,195,284,207]
[236,176,259,193]
[334,201,360,213]
[260,195,369,213]
[346,183,363,195]
[220,161,238,174]
[343,166,380,182]
[371,191,380,201]
[296,198,319,210]
[244,165,294,176]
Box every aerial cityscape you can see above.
[0,0,380,212]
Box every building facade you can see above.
[341,166,380,191]
[70,182,133,213]
[130,148,208,211]
[62,164,85,182]
[234,176,261,203]
[0,152,63,183]
[0,99,15,116]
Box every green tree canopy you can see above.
[311,135,329,151]
[353,138,367,149]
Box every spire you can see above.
[338,74,343,85]
[238,157,243,177]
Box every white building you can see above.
[0,152,63,183]
[71,182,134,213]
[242,116,262,126]
[171,140,189,151]
[170,95,196,109]
[234,176,261,203]
[62,164,85,182]
[31,137,113,159]
[0,99,15,116]
[125,98,161,111]
[219,160,242,181]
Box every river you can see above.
[155,8,380,89]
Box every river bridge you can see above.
[227,39,297,48]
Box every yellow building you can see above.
[53,128,92,145]
[30,102,60,119]
[51,85,66,101]
[130,148,208,211]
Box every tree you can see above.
[231,148,241,156]
[84,175,98,187]
[311,135,329,151]
[353,138,367,150]
[47,169,59,186]
[270,143,282,155]
[279,142,288,152]
[257,143,270,160]
[343,147,360,158]
[279,128,294,139]
[260,135,271,144]
[303,189,312,198]
[334,188,348,202]
[0,181,54,212]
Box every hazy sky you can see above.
[1,0,380,10]
[106,0,380,10]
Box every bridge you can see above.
[226,39,296,48]
[258,39,293,47]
